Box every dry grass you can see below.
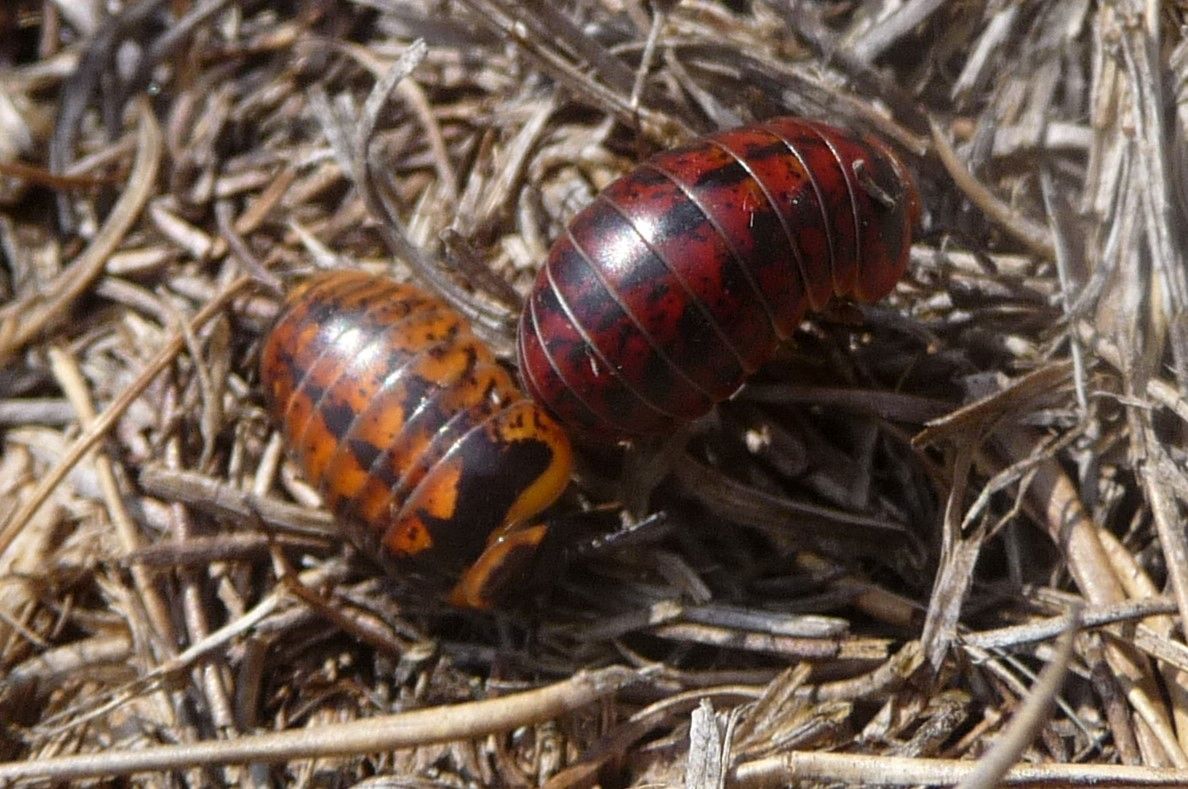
[1,0,1187,785]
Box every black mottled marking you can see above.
[338,284,434,346]
[340,371,448,503]
[535,285,584,365]
[544,245,674,423]
[643,279,670,306]
[615,163,669,190]
[481,374,500,403]
[650,191,714,240]
[705,135,812,323]
[295,277,378,332]
[733,138,793,164]
[565,201,739,410]
[650,196,755,316]
[366,451,403,491]
[373,343,482,498]
[348,437,382,472]
[267,346,301,407]
[690,158,750,191]
[585,201,675,294]
[414,435,556,573]
[298,380,325,410]
[604,196,749,391]
[320,397,356,440]
[521,287,609,433]
[580,196,725,357]
[632,166,779,349]
[550,241,623,336]
[279,281,392,415]
[388,399,500,506]
[304,308,416,449]
[325,331,462,506]
[396,372,445,431]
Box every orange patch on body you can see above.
[384,513,434,556]
[384,462,462,556]
[409,462,462,520]
[449,523,550,608]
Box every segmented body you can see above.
[517,117,919,438]
[260,271,572,608]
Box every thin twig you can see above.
[0,276,252,563]
[733,749,1188,786]
[0,99,161,362]
[928,116,1056,260]
[0,667,639,782]
[955,610,1079,789]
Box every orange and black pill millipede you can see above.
[518,117,920,439]
[260,271,573,609]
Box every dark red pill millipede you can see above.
[517,116,920,439]
[260,271,572,608]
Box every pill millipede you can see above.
[259,116,918,607]
[517,117,919,439]
[259,271,573,609]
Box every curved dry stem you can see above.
[928,116,1056,260]
[0,276,252,563]
[995,427,1188,767]
[0,98,161,362]
[732,750,1188,787]
[0,666,639,783]
[954,611,1078,789]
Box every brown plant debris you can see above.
[2,0,1188,786]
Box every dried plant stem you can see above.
[6,634,133,691]
[1124,375,1188,670]
[770,0,926,131]
[2,1,1183,782]
[848,0,948,64]
[163,439,239,733]
[954,612,1078,788]
[732,750,1188,787]
[806,641,923,703]
[0,99,161,362]
[48,346,180,657]
[995,428,1188,767]
[0,275,252,563]
[963,596,1177,650]
[137,465,334,536]
[1078,322,1188,423]
[457,0,685,140]
[0,667,638,783]
[1094,527,1188,753]
[928,117,1055,260]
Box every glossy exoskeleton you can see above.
[261,272,573,608]
[518,117,919,438]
